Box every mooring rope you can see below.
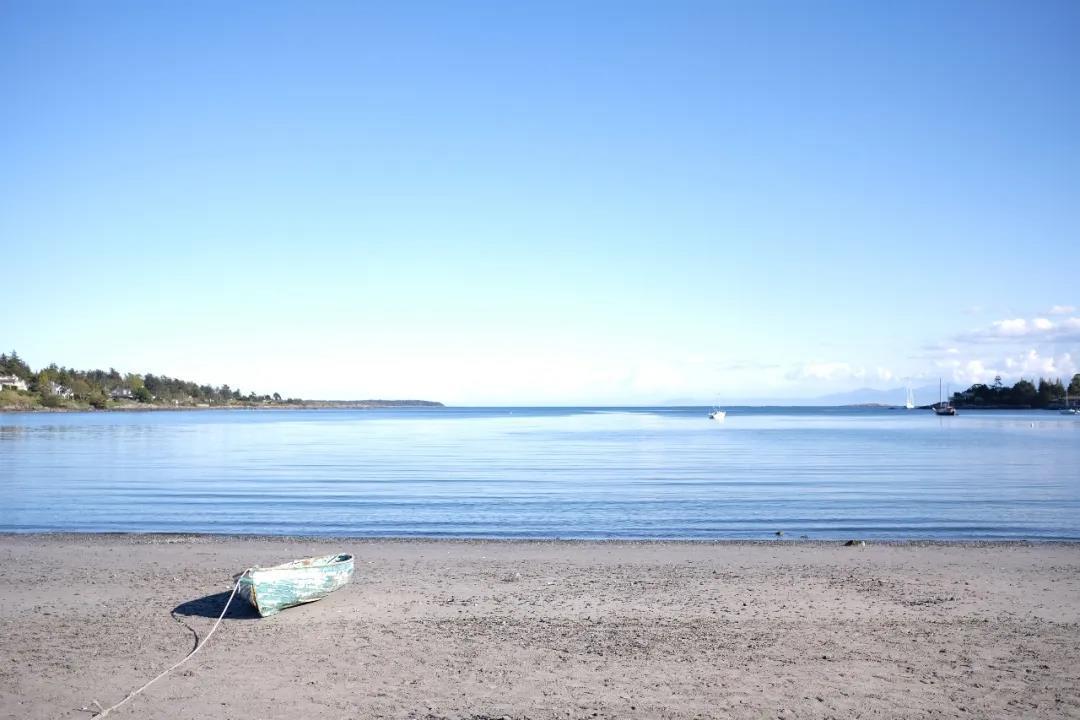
[89,569,251,718]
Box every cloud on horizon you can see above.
[934,349,1076,385]
[957,314,1080,343]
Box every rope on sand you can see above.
[90,569,250,718]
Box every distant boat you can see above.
[236,553,353,617]
[933,379,957,416]
[1062,388,1078,415]
[905,386,915,410]
[708,408,726,420]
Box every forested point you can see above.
[0,350,442,410]
[950,374,1080,409]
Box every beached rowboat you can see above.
[236,553,354,617]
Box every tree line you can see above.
[951,374,1080,409]
[1,350,297,409]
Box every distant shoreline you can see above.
[7,402,1076,413]
[0,400,444,413]
[4,532,1078,546]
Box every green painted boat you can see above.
[236,553,354,617]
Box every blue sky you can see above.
[2,1,1078,403]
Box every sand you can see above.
[1,535,1078,719]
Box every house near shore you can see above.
[0,375,28,392]
[110,387,133,399]
[48,382,74,399]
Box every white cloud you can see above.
[1050,305,1076,315]
[959,315,1080,343]
[935,349,1076,385]
[955,359,990,384]
[1004,349,1074,378]
[876,367,894,382]
[993,318,1030,336]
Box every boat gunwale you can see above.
[244,552,353,576]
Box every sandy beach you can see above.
[1,536,1078,719]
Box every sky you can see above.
[2,0,1078,404]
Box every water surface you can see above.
[2,407,1078,539]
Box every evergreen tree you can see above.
[0,350,32,379]
[1010,379,1038,407]
[1036,378,1065,408]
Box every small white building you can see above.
[49,382,74,399]
[110,387,134,399]
[0,375,28,392]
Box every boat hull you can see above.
[237,553,354,617]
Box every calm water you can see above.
[2,407,1079,540]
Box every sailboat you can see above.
[933,379,957,416]
[905,385,915,410]
[708,395,726,420]
[1062,387,1078,415]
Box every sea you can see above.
[1,406,1078,540]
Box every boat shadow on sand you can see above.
[172,590,261,620]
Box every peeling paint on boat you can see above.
[237,553,353,616]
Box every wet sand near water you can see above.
[1,535,1079,719]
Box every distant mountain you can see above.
[806,384,941,407]
[664,384,943,407]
